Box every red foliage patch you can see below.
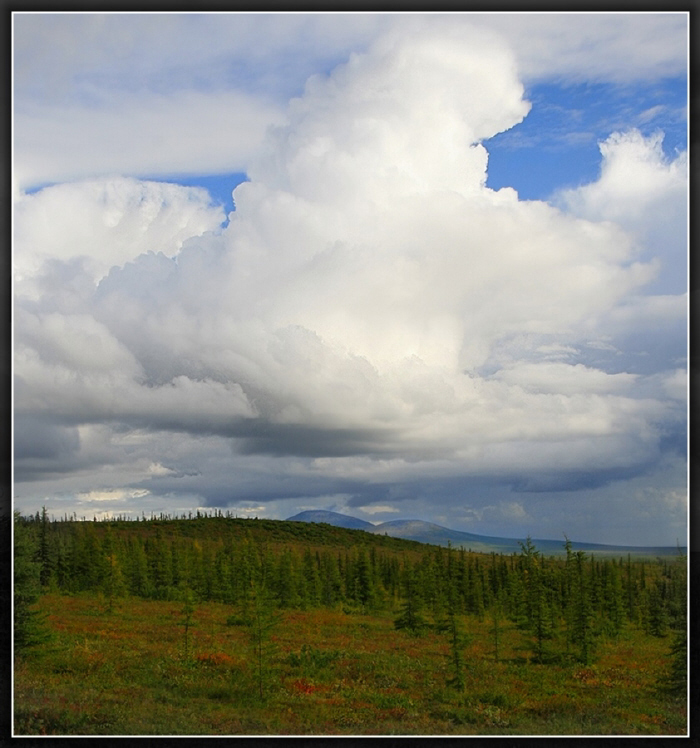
[195,652,238,668]
[291,678,318,694]
[573,667,598,685]
[387,707,407,719]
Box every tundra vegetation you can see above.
[13,510,687,736]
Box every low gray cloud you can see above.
[13,416,80,464]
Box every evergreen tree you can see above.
[14,513,51,655]
[660,553,687,695]
[75,522,104,591]
[150,530,173,598]
[665,552,687,631]
[353,549,375,612]
[54,533,72,592]
[490,590,505,662]
[231,537,266,618]
[218,539,236,605]
[662,625,687,696]
[128,537,152,598]
[177,586,197,659]
[601,559,625,638]
[624,554,637,622]
[201,543,218,601]
[464,556,484,617]
[275,548,300,609]
[189,540,206,600]
[423,550,446,621]
[394,562,427,634]
[101,526,125,612]
[564,539,596,664]
[319,551,343,608]
[301,548,321,608]
[246,567,281,700]
[588,556,603,618]
[437,559,468,691]
[38,506,53,588]
[170,538,183,590]
[381,555,400,603]
[518,537,552,662]
[645,583,668,638]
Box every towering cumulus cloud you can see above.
[14,23,686,543]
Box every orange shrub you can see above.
[194,652,239,668]
[291,678,318,694]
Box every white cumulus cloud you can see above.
[14,177,226,290]
[553,129,687,295]
[12,19,687,544]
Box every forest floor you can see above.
[13,593,687,736]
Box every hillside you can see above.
[287,510,375,530]
[30,512,430,556]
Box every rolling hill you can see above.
[286,511,684,557]
[286,510,375,530]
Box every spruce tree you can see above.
[353,549,375,612]
[101,526,125,612]
[645,584,668,638]
[170,538,183,590]
[437,570,467,691]
[302,548,321,608]
[14,513,51,655]
[659,619,686,697]
[54,533,72,592]
[128,537,152,598]
[201,543,217,601]
[602,559,625,638]
[564,539,596,664]
[75,522,103,591]
[177,586,197,659]
[522,539,553,662]
[246,569,281,700]
[275,548,300,609]
[660,552,687,695]
[491,590,505,662]
[319,551,343,608]
[394,562,427,634]
[38,506,53,588]
[624,553,637,622]
[151,530,174,598]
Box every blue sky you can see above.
[12,13,688,546]
[146,173,248,221]
[139,77,689,220]
[486,78,687,199]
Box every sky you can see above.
[12,12,688,547]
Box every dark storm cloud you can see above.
[13,416,80,461]
[13,416,84,482]
[235,422,404,459]
[135,464,382,509]
[507,465,652,494]
[657,428,688,459]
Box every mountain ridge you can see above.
[286,510,375,530]
[286,510,684,557]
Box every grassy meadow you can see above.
[15,591,686,736]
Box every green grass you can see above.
[14,593,686,736]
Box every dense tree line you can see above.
[15,511,687,668]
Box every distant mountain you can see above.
[286,510,375,530]
[366,519,526,554]
[286,512,684,557]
